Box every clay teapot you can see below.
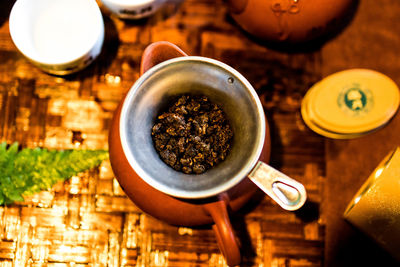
[227,0,356,43]
[108,41,306,266]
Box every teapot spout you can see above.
[227,0,248,14]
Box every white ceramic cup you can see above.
[99,0,166,19]
[9,0,105,76]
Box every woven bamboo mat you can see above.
[0,0,330,266]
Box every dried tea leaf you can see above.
[152,95,233,174]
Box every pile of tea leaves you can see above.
[152,95,233,174]
[0,142,108,205]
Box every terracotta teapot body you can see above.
[108,42,271,266]
[109,98,270,227]
[108,42,306,266]
[228,0,356,43]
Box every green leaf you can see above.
[0,142,109,205]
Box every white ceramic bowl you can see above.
[9,0,104,75]
[100,0,166,19]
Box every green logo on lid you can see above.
[338,84,373,116]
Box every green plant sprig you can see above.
[0,142,109,205]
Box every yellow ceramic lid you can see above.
[301,69,400,138]
[301,84,368,139]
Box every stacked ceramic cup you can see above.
[9,0,169,76]
[9,0,105,75]
[99,0,166,20]
[301,69,400,139]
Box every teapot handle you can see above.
[204,197,241,266]
[140,41,188,75]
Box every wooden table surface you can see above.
[0,0,399,266]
